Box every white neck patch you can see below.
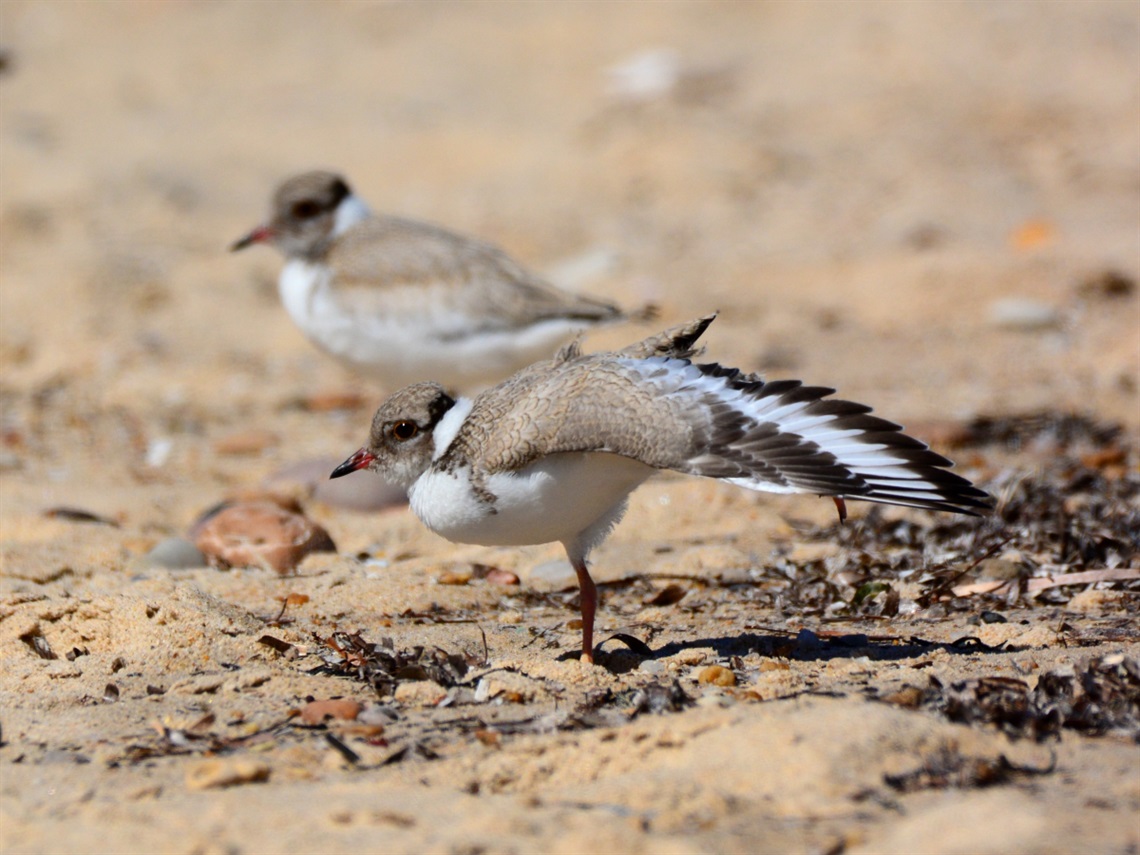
[431,396,474,461]
[333,194,372,237]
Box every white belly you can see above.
[279,262,589,390]
[408,453,655,548]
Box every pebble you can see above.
[393,680,448,706]
[606,48,681,101]
[1067,588,1125,613]
[896,599,920,615]
[141,537,206,570]
[194,501,336,574]
[473,678,492,704]
[145,438,173,468]
[527,559,577,589]
[0,450,22,472]
[988,298,1063,330]
[483,567,520,586]
[698,665,736,686]
[299,698,362,725]
[437,569,472,586]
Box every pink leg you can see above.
[571,557,597,664]
[833,496,848,523]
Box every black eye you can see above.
[390,421,418,441]
[291,200,321,220]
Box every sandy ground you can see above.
[1,2,1139,853]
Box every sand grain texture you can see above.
[1,3,1138,853]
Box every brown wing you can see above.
[327,216,624,331]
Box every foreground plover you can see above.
[331,315,991,663]
[232,170,649,390]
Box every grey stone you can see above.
[526,559,577,590]
[143,537,206,569]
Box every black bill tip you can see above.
[330,448,375,479]
[230,225,273,252]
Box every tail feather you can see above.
[619,313,717,361]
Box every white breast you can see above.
[408,452,655,548]
[278,259,327,329]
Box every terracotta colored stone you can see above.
[437,569,472,586]
[299,698,363,725]
[483,567,520,586]
[194,501,335,574]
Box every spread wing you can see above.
[444,318,991,515]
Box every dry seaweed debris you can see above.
[308,629,695,742]
[312,631,482,696]
[119,712,294,763]
[770,411,1138,617]
[883,743,1055,793]
[888,654,1140,742]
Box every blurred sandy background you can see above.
[1,2,1137,853]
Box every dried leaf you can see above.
[644,583,687,606]
[20,631,55,660]
[953,567,1140,598]
[43,506,120,526]
[852,581,890,606]
[257,634,295,655]
[324,732,360,765]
